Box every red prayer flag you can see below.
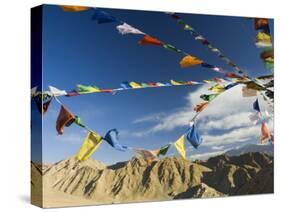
[56,105,75,135]
[138,35,163,45]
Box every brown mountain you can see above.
[31,152,273,207]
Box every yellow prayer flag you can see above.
[180,55,203,68]
[170,80,182,85]
[209,84,225,93]
[256,32,271,43]
[76,131,103,161]
[174,135,186,159]
[129,81,142,88]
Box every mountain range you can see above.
[31,151,273,208]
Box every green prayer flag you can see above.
[74,116,86,128]
[200,94,219,102]
[157,144,171,156]
[177,19,186,27]
[264,61,274,70]
[163,44,182,53]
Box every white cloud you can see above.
[130,83,273,152]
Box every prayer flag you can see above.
[163,44,182,53]
[116,23,144,35]
[174,135,186,159]
[253,98,261,112]
[92,10,117,24]
[260,122,272,144]
[49,86,67,96]
[129,81,142,88]
[60,5,90,12]
[76,131,103,161]
[120,81,132,89]
[104,129,128,151]
[76,84,100,94]
[157,144,171,156]
[255,18,269,30]
[242,86,257,97]
[186,122,203,149]
[138,35,163,45]
[200,93,219,102]
[180,55,203,68]
[209,84,225,93]
[56,105,74,135]
[256,32,271,43]
[194,102,208,113]
[33,94,52,115]
[134,149,158,163]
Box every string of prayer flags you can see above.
[116,23,145,35]
[60,5,90,12]
[186,122,203,149]
[180,55,203,68]
[76,131,103,161]
[168,13,244,74]
[200,93,219,102]
[56,105,75,135]
[138,35,163,46]
[194,102,209,113]
[253,18,274,71]
[170,80,201,86]
[260,122,272,144]
[174,135,186,159]
[92,9,117,24]
[49,86,67,97]
[157,144,171,156]
[104,129,128,151]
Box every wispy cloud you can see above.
[128,84,273,154]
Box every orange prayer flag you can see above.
[60,5,90,12]
[194,102,209,113]
[56,105,75,135]
[138,35,163,45]
[180,55,203,68]
[260,122,272,144]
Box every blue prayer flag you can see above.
[92,9,117,24]
[253,98,261,112]
[104,129,128,151]
[186,122,203,149]
[120,81,132,89]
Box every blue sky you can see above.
[36,5,273,164]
